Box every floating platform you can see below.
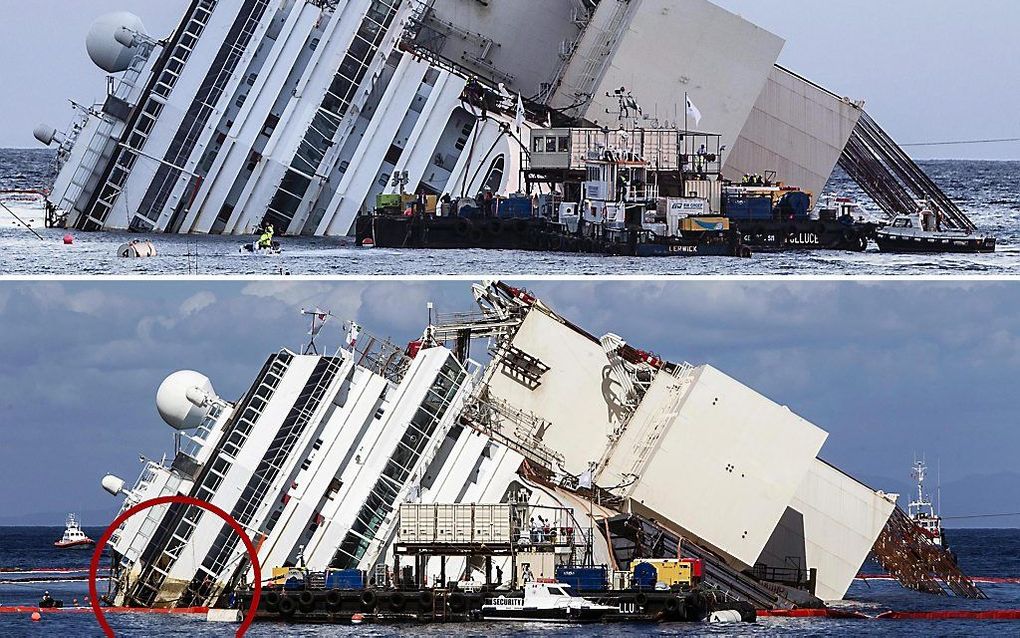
[237,587,755,625]
[356,215,749,258]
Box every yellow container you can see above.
[635,559,693,586]
[271,567,291,583]
[680,217,730,232]
[426,195,438,214]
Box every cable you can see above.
[942,512,1020,520]
[900,137,1020,148]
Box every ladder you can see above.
[626,363,694,480]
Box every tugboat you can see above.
[875,206,996,254]
[907,459,946,547]
[481,581,619,623]
[53,514,95,549]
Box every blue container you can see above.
[775,191,811,220]
[326,568,366,590]
[497,197,533,219]
[555,565,608,592]
[284,576,305,591]
[723,196,773,220]
[632,562,657,590]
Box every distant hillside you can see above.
[0,506,119,527]
[860,471,1020,529]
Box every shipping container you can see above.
[633,562,657,589]
[681,217,730,232]
[497,197,533,219]
[325,569,366,590]
[722,196,773,220]
[633,559,695,587]
[555,565,609,592]
[454,505,474,543]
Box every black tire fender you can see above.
[278,595,297,617]
[665,595,682,614]
[298,590,316,613]
[325,589,343,612]
[454,219,471,236]
[263,591,281,612]
[389,591,406,611]
[418,590,434,607]
[449,591,467,612]
[360,589,377,610]
[635,592,648,606]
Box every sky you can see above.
[0,279,1019,527]
[0,0,1017,158]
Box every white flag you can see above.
[346,322,362,348]
[515,94,526,132]
[686,95,703,127]
[577,468,593,490]
[309,309,330,336]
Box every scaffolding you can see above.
[839,111,975,231]
[871,507,986,599]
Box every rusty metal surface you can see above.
[871,507,986,599]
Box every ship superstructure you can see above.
[907,458,945,547]
[36,0,974,236]
[97,281,965,609]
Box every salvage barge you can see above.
[357,124,877,256]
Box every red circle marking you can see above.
[88,495,262,637]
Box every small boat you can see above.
[481,581,618,623]
[908,459,946,547]
[240,241,282,255]
[875,208,995,254]
[53,514,95,549]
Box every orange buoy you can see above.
[362,238,375,248]
[351,612,364,624]
[30,611,41,621]
[63,234,74,245]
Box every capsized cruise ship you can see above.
[35,0,974,236]
[98,281,983,610]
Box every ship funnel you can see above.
[156,370,217,431]
[86,12,148,74]
[33,125,60,147]
[102,474,126,497]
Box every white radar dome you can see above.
[102,474,126,497]
[156,370,217,431]
[86,12,148,74]
[33,125,59,147]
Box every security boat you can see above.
[481,582,618,623]
[875,208,996,254]
[53,514,95,549]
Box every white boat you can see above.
[53,514,95,549]
[908,459,945,547]
[481,582,618,623]
[876,209,995,254]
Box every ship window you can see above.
[558,136,570,152]
[893,218,912,228]
[310,38,320,51]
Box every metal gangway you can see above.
[839,111,975,231]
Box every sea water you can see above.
[1,527,1019,637]
[1,150,1017,276]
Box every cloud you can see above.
[180,291,217,316]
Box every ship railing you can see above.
[459,391,564,472]
[347,327,414,384]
